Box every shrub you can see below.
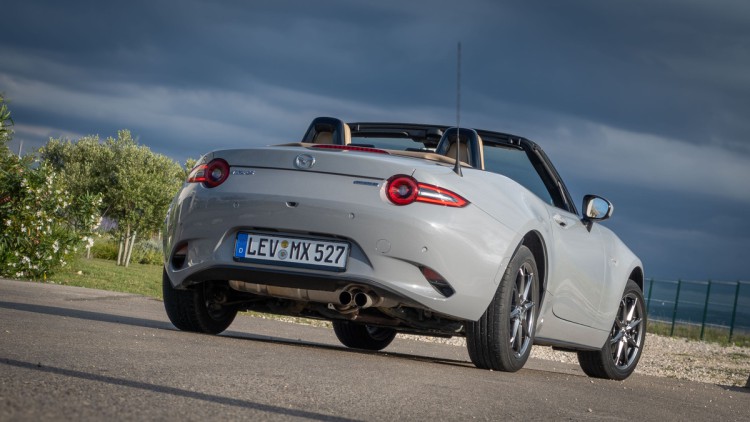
[90,236,162,266]
[90,236,119,260]
[0,155,101,280]
[134,238,163,265]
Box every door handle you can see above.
[552,214,568,227]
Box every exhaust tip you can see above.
[354,291,374,308]
[338,291,354,306]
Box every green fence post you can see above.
[728,281,741,343]
[670,279,682,337]
[646,278,654,310]
[700,280,712,340]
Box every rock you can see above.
[745,373,750,388]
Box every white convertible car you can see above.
[162,117,646,380]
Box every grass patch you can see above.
[649,320,750,347]
[49,257,163,299]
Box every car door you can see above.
[546,207,609,330]
[481,140,612,330]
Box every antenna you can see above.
[453,41,463,176]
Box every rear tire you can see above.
[162,268,237,334]
[332,321,396,351]
[577,279,646,380]
[466,245,539,372]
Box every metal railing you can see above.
[644,279,749,342]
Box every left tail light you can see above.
[385,175,468,208]
[188,158,230,188]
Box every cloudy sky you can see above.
[2,0,749,280]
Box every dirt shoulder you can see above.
[398,332,750,387]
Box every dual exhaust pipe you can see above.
[329,288,379,314]
[339,289,375,309]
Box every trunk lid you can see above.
[206,145,454,181]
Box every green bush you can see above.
[90,237,163,266]
[134,238,163,265]
[0,156,101,280]
[90,237,119,260]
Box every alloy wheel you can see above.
[509,263,535,357]
[610,292,643,369]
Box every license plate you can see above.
[233,232,349,271]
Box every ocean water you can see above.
[643,279,750,332]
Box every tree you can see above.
[0,93,13,147]
[40,131,185,267]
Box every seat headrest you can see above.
[302,117,351,145]
[435,127,484,169]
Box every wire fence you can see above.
[644,279,750,342]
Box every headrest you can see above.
[302,117,351,145]
[435,127,484,169]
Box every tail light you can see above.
[386,175,419,205]
[188,158,230,188]
[385,175,468,208]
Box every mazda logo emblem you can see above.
[294,154,315,169]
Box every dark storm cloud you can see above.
[5,0,749,152]
[1,0,749,279]
[462,1,750,154]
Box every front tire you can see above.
[577,279,646,380]
[467,245,539,372]
[162,269,237,334]
[332,321,397,351]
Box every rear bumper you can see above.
[163,171,521,321]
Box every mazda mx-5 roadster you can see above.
[162,116,646,380]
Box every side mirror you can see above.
[582,195,613,230]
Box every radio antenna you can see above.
[453,41,463,176]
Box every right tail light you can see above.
[385,175,468,208]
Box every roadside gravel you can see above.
[398,332,750,387]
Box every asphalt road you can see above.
[1,279,747,421]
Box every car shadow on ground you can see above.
[221,328,478,371]
[0,299,589,380]
[0,299,469,368]
[0,300,175,331]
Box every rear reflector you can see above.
[420,266,455,297]
[171,243,188,269]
